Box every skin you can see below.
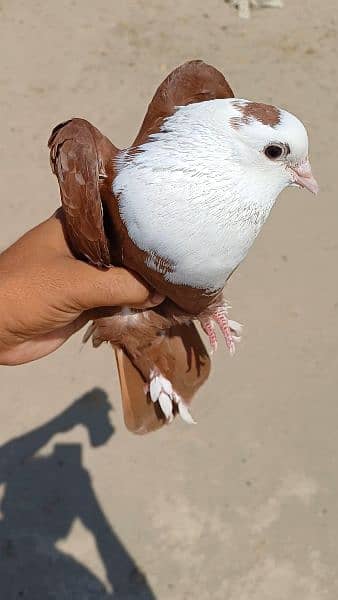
[0,212,163,366]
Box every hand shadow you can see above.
[0,387,156,599]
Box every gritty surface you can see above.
[0,1,338,598]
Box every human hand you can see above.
[0,213,163,365]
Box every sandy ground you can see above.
[0,0,338,598]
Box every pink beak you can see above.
[290,159,319,195]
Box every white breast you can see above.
[114,101,278,291]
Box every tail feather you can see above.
[115,323,211,434]
[84,308,211,434]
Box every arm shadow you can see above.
[0,387,156,599]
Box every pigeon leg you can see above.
[148,369,196,424]
[200,320,218,353]
[200,308,242,355]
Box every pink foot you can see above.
[200,320,218,353]
[200,306,242,355]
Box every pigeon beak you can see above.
[290,159,319,195]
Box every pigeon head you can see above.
[125,98,318,210]
[227,99,319,195]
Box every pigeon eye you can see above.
[264,143,286,160]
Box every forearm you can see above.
[0,261,53,364]
[0,216,77,364]
[0,217,60,347]
[0,274,25,363]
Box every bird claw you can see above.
[148,370,196,425]
[200,320,218,354]
[200,308,242,355]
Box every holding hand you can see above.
[0,213,162,365]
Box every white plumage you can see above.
[114,99,310,292]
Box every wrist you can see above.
[0,339,20,366]
[0,322,27,366]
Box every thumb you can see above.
[70,261,164,311]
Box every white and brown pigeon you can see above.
[49,60,318,434]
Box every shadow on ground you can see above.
[0,387,156,600]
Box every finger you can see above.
[68,261,164,311]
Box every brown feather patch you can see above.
[230,101,281,129]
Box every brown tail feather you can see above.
[115,323,211,434]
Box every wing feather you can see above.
[48,118,116,267]
[134,59,234,145]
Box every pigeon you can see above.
[48,60,318,433]
[226,0,283,19]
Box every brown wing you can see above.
[48,118,117,267]
[133,59,234,146]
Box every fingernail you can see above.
[150,292,165,305]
